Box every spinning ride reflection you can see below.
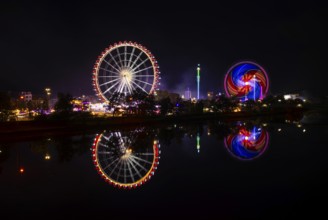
[224,124,269,160]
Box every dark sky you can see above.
[0,1,327,98]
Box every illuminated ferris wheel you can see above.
[92,129,160,189]
[92,41,160,102]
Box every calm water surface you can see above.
[1,118,327,219]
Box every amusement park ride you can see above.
[224,61,269,102]
[92,41,160,103]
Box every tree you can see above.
[195,100,204,113]
[0,92,11,110]
[54,93,73,113]
[159,97,173,116]
[131,88,148,102]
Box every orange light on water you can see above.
[19,168,25,173]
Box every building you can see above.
[184,88,192,100]
[20,91,32,102]
[155,90,180,103]
[207,91,214,100]
[283,93,300,100]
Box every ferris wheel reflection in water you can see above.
[92,128,160,189]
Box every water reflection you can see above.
[91,128,160,189]
[224,123,269,160]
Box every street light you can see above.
[45,88,51,110]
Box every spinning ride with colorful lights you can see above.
[224,61,269,101]
[92,129,160,189]
[92,41,160,102]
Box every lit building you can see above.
[20,91,32,102]
[155,90,180,103]
[184,88,192,100]
[207,91,214,100]
[283,94,300,100]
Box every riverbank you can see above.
[0,107,306,142]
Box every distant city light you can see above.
[45,88,51,96]
[19,167,25,173]
[45,154,51,160]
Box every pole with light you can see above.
[45,88,51,110]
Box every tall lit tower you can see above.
[197,64,200,100]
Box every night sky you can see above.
[1,1,327,98]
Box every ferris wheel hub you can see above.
[120,68,133,82]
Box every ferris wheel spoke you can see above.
[99,142,109,148]
[102,158,119,171]
[130,155,153,165]
[116,160,125,181]
[115,81,123,93]
[124,46,127,67]
[131,57,149,72]
[128,156,149,172]
[131,81,148,94]
[97,151,114,155]
[119,81,127,94]
[130,51,143,69]
[134,78,153,86]
[127,47,136,68]
[134,74,154,77]
[102,134,112,141]
[116,48,124,68]
[102,59,121,73]
[127,158,143,179]
[125,83,130,95]
[102,80,121,95]
[123,160,127,183]
[126,160,136,182]
[122,82,128,94]
[109,159,122,177]
[127,81,134,94]
[122,83,126,94]
[99,67,120,75]
[99,77,120,87]
[135,153,154,156]
[123,80,130,94]
[132,66,153,74]
[102,155,116,162]
[108,53,121,71]
[98,75,120,78]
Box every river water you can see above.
[1,117,327,219]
